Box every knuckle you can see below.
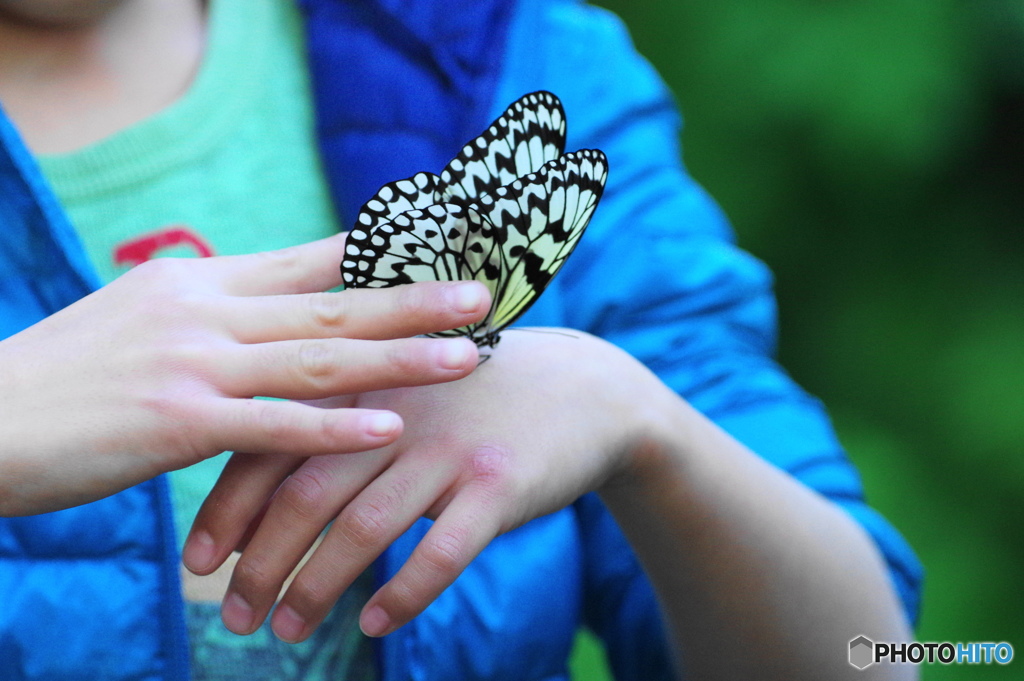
[254,247,323,292]
[419,527,469,575]
[251,401,297,441]
[162,340,216,378]
[202,486,253,528]
[307,293,348,333]
[254,244,304,274]
[458,445,518,510]
[395,283,431,319]
[385,339,429,376]
[344,475,407,548]
[137,391,211,462]
[129,257,184,283]
[233,555,277,596]
[139,387,188,423]
[296,340,335,384]
[343,505,388,550]
[315,411,353,450]
[127,258,205,298]
[286,572,334,613]
[123,261,209,326]
[277,467,330,522]
[384,577,426,620]
[466,445,515,490]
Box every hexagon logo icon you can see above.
[849,635,875,670]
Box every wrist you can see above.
[0,341,36,515]
[596,379,698,512]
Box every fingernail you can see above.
[222,592,256,634]
[273,604,306,643]
[365,412,401,437]
[449,282,484,313]
[438,339,474,370]
[360,605,391,637]
[182,530,216,573]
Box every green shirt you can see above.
[38,0,373,678]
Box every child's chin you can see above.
[0,0,129,27]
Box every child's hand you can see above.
[184,330,671,641]
[185,324,914,679]
[0,233,491,516]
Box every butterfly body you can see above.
[341,92,608,349]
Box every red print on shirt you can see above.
[114,226,215,267]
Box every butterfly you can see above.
[340,91,608,349]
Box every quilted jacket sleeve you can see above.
[500,1,923,677]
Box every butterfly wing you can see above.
[340,149,608,346]
[341,90,606,349]
[439,91,567,203]
[471,148,609,333]
[340,202,504,342]
[343,171,444,282]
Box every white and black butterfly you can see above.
[341,91,608,348]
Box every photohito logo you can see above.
[849,636,1014,669]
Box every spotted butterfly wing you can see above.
[468,149,607,338]
[438,90,566,202]
[344,92,566,270]
[341,149,608,347]
[344,172,444,272]
[350,91,565,229]
[340,202,502,342]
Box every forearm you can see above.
[599,390,915,680]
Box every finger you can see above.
[202,233,348,297]
[218,451,391,636]
[268,460,454,643]
[220,281,491,344]
[202,398,404,458]
[232,498,270,555]
[183,452,300,576]
[217,337,479,400]
[358,488,502,637]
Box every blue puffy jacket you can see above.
[0,1,922,679]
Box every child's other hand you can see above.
[186,330,671,642]
[0,233,490,516]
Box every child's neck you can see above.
[0,0,206,155]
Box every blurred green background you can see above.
[571,0,1024,679]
